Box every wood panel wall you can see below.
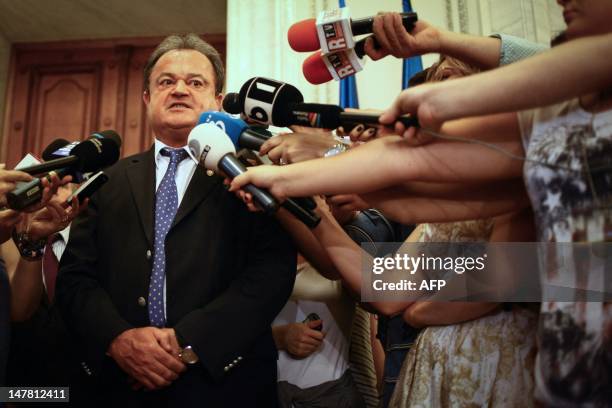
[1,35,225,167]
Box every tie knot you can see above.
[161,148,189,164]
[47,233,62,246]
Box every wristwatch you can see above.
[178,345,199,365]
[324,142,349,158]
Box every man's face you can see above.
[143,49,222,146]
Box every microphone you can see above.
[224,78,419,130]
[198,111,271,151]
[18,130,121,176]
[6,131,122,210]
[187,123,279,214]
[42,139,70,161]
[223,77,304,126]
[288,12,417,53]
[196,112,320,227]
[302,47,364,84]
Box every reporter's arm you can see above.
[386,32,612,128]
[362,178,530,225]
[275,208,340,280]
[231,113,522,200]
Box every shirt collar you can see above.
[57,225,70,244]
[154,138,198,169]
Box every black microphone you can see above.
[291,103,420,130]
[187,123,279,214]
[351,12,418,36]
[6,168,72,210]
[224,77,305,126]
[225,77,419,130]
[18,130,121,176]
[6,131,122,210]
[42,139,70,161]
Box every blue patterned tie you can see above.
[148,147,189,327]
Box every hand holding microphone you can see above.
[188,122,280,214]
[6,131,121,210]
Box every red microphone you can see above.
[288,19,320,52]
[288,12,418,53]
[303,39,367,85]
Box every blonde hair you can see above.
[426,55,480,83]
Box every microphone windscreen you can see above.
[238,77,304,126]
[288,19,320,52]
[222,93,242,114]
[303,52,333,85]
[42,139,70,161]
[197,111,248,148]
[71,138,120,172]
[188,123,236,172]
[93,130,122,148]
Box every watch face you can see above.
[180,347,199,364]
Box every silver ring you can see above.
[279,158,287,166]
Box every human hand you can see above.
[284,321,325,358]
[0,209,24,244]
[25,196,86,241]
[108,327,186,390]
[0,165,33,206]
[379,84,439,144]
[229,165,288,204]
[365,16,441,61]
[326,194,369,224]
[259,127,336,165]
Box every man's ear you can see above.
[143,90,150,106]
[215,93,223,111]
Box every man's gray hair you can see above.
[143,33,225,94]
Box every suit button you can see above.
[146,249,152,260]
[237,356,243,361]
[206,169,214,177]
[138,297,147,307]
[228,363,234,368]
[224,366,230,372]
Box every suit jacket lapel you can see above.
[172,166,220,229]
[126,147,156,247]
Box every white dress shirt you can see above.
[42,226,71,293]
[153,139,199,317]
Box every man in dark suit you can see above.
[56,34,296,407]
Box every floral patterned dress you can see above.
[390,221,538,408]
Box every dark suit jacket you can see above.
[56,147,296,406]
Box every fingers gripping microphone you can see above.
[6,131,122,210]
[197,112,320,227]
[188,123,279,214]
[288,11,418,53]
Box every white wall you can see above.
[0,32,10,146]
[226,0,565,110]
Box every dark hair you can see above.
[551,31,568,47]
[408,68,430,88]
[143,33,225,94]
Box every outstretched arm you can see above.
[381,32,612,130]
[230,113,521,201]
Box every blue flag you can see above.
[338,0,359,108]
[402,0,423,89]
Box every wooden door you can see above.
[1,35,225,167]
